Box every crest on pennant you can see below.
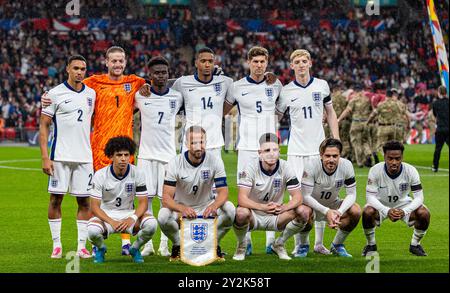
[124,83,132,93]
[191,223,208,243]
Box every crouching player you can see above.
[362,140,430,256]
[87,136,157,263]
[158,126,235,262]
[297,138,361,258]
[233,133,311,261]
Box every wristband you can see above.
[130,214,138,222]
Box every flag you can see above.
[180,216,218,266]
[426,0,449,95]
[53,18,87,31]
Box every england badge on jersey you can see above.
[335,179,344,189]
[312,92,322,106]
[399,183,409,192]
[124,83,132,93]
[214,83,222,95]
[265,88,274,101]
[180,216,218,266]
[169,99,176,113]
[273,178,281,191]
[201,170,210,180]
[125,183,134,195]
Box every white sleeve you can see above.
[164,158,178,185]
[338,161,357,215]
[135,168,147,197]
[224,77,234,104]
[276,88,288,115]
[213,156,227,188]
[402,167,424,215]
[90,172,104,200]
[323,81,332,105]
[41,90,57,117]
[225,82,236,105]
[237,165,254,189]
[285,164,300,191]
[274,79,283,100]
[172,77,182,92]
[301,167,329,215]
[366,168,390,217]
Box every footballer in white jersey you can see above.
[362,140,430,257]
[276,49,340,255]
[39,56,96,259]
[158,126,235,261]
[223,46,283,256]
[88,136,157,263]
[232,133,311,261]
[135,56,183,256]
[172,48,233,159]
[299,138,361,258]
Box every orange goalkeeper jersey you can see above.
[84,74,145,171]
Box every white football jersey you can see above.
[227,76,282,151]
[366,162,422,208]
[164,151,227,209]
[172,74,233,149]
[135,87,183,163]
[276,77,332,156]
[238,159,300,215]
[301,157,356,206]
[41,81,96,163]
[90,164,147,211]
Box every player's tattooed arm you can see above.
[264,72,277,85]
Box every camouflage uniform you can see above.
[332,90,352,159]
[348,92,373,167]
[395,100,410,143]
[376,98,405,150]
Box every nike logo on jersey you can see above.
[64,100,72,104]
[242,92,250,96]
[105,188,113,191]
[181,176,189,180]
[144,102,151,106]
[380,186,387,189]
[256,183,263,186]
[291,98,299,102]
[188,89,196,92]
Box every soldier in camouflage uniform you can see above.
[338,84,373,167]
[392,89,410,143]
[328,87,352,160]
[368,89,407,152]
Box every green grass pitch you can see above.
[0,144,448,273]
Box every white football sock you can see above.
[48,218,62,249]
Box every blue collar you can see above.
[150,86,169,96]
[184,151,205,167]
[246,75,266,84]
[260,160,280,176]
[64,81,85,93]
[294,77,314,89]
[194,72,214,84]
[384,163,403,180]
[110,164,130,181]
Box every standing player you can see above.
[42,46,146,254]
[39,55,96,259]
[157,126,235,261]
[232,133,310,261]
[87,136,157,263]
[224,46,283,255]
[431,85,449,172]
[275,49,340,255]
[362,140,430,256]
[172,47,234,162]
[135,56,183,256]
[298,138,361,257]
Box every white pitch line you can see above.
[0,166,41,171]
[0,159,40,164]
[414,165,449,172]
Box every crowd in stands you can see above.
[0,0,448,143]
